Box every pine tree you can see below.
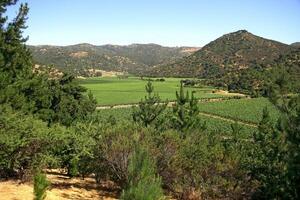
[121,146,164,200]
[268,71,300,198]
[284,95,300,198]
[251,107,285,198]
[171,81,206,136]
[132,80,167,127]
[33,172,50,200]
[0,1,97,126]
[0,1,32,89]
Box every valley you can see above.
[30,30,300,97]
[1,1,300,199]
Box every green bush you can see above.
[50,122,96,178]
[92,122,138,185]
[0,106,55,179]
[68,157,79,177]
[155,129,254,199]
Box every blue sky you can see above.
[5,0,300,47]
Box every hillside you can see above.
[149,30,293,77]
[291,42,300,47]
[28,44,199,76]
[276,47,300,90]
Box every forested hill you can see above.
[149,30,295,77]
[28,43,199,75]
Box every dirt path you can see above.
[96,97,249,110]
[0,170,178,200]
[0,170,119,200]
[198,112,258,128]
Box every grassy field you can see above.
[79,77,226,105]
[198,97,280,124]
[80,77,279,137]
[95,106,258,138]
[94,97,281,137]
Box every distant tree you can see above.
[132,80,167,127]
[95,71,102,77]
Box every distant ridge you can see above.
[28,43,200,76]
[28,30,298,79]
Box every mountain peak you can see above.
[235,29,249,34]
[221,29,252,39]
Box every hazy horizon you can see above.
[6,0,300,47]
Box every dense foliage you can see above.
[0,105,57,179]
[0,0,96,179]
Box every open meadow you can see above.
[79,77,227,106]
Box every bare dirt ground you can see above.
[213,90,247,97]
[0,170,119,200]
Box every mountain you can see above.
[28,44,200,76]
[203,46,300,95]
[149,30,293,77]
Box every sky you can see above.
[5,0,300,47]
